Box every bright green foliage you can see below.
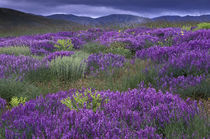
[61,88,108,112]
[9,96,27,108]
[54,39,74,51]
[196,22,210,30]
[182,25,192,31]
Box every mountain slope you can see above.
[96,14,149,25]
[152,15,210,22]
[47,14,95,25]
[47,14,149,25]
[0,8,78,28]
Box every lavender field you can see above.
[0,26,209,138]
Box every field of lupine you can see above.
[0,26,209,138]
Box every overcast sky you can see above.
[0,0,209,18]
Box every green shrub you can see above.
[50,52,89,81]
[196,22,210,30]
[54,39,74,51]
[0,79,42,102]
[82,42,107,54]
[105,47,132,58]
[61,88,108,112]
[182,25,192,31]
[0,47,30,56]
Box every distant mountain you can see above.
[47,14,149,25]
[47,14,95,25]
[152,15,210,22]
[96,14,149,25]
[1,7,210,30]
[0,8,78,28]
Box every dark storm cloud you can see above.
[0,0,210,17]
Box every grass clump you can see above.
[176,78,210,99]
[163,115,209,138]
[0,46,30,56]
[82,42,107,54]
[50,51,89,81]
[0,79,42,102]
[105,47,132,58]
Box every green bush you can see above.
[105,47,132,58]
[196,22,210,30]
[0,79,42,102]
[182,25,192,31]
[82,42,107,54]
[0,47,30,56]
[54,39,74,51]
[61,88,107,112]
[50,52,89,81]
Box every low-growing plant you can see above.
[0,79,42,102]
[9,96,27,108]
[61,88,108,112]
[182,25,192,31]
[176,77,210,99]
[97,59,158,91]
[105,47,132,58]
[24,67,53,82]
[163,115,209,138]
[196,22,210,30]
[82,42,107,54]
[109,41,128,49]
[0,46,31,56]
[54,39,74,51]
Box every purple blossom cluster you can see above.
[43,51,75,62]
[159,50,210,77]
[0,54,46,79]
[136,46,182,63]
[85,53,126,75]
[158,74,206,92]
[29,40,56,55]
[134,29,210,97]
[0,87,201,138]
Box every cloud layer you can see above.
[0,0,209,17]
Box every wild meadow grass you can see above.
[0,46,30,56]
